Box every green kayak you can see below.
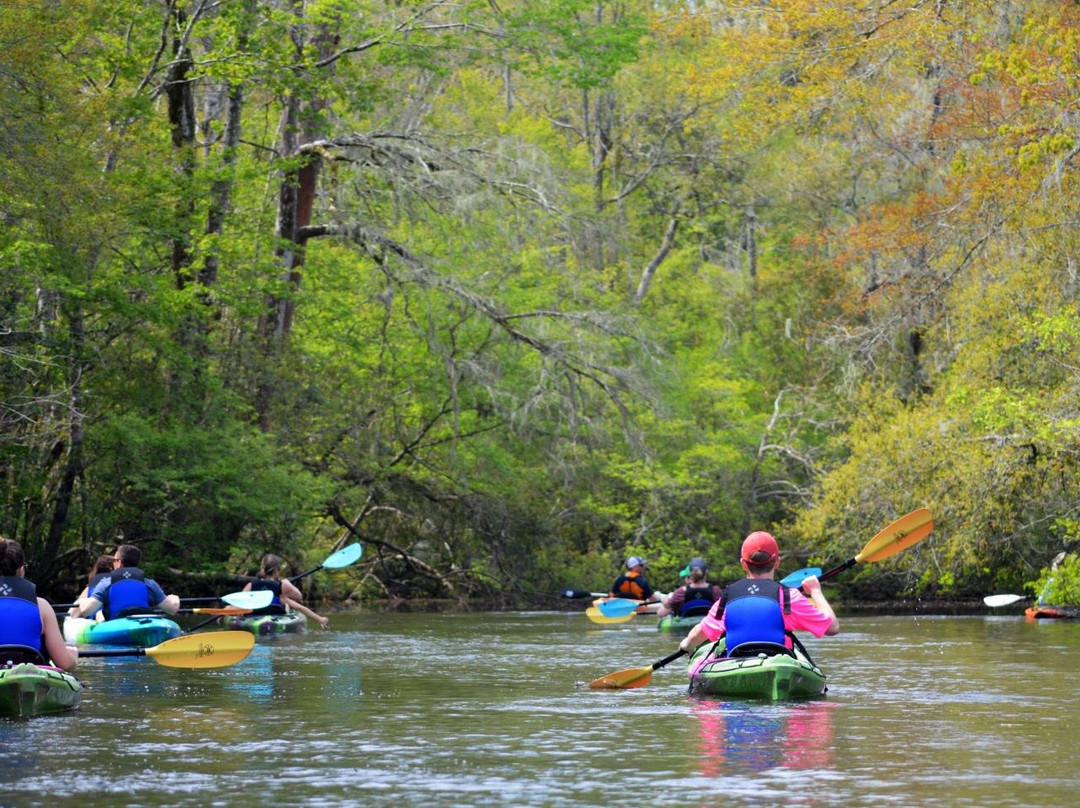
[656,613,705,636]
[225,611,306,636]
[688,640,826,700]
[0,662,83,718]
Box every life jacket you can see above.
[249,578,287,615]
[102,567,153,619]
[0,575,43,652]
[679,584,717,617]
[613,571,650,600]
[719,578,792,652]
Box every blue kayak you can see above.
[63,615,181,647]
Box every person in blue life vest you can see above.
[67,554,117,618]
[72,543,180,620]
[656,557,722,619]
[678,531,838,657]
[0,537,78,670]
[610,556,662,605]
[243,553,329,628]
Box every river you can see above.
[0,609,1074,807]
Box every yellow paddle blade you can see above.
[589,666,653,689]
[857,508,934,563]
[585,607,636,625]
[144,631,256,669]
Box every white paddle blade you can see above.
[221,590,274,609]
[983,594,1025,607]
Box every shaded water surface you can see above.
[1,611,1076,807]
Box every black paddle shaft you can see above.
[820,558,857,582]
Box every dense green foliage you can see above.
[2,0,1078,603]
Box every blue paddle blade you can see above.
[221,589,274,609]
[598,598,642,617]
[779,567,822,588]
[322,542,364,569]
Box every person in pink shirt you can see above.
[678,531,838,661]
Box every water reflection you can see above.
[689,698,835,776]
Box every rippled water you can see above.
[0,610,1076,807]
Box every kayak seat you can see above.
[726,641,795,659]
[0,644,47,667]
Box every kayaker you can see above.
[610,556,661,605]
[243,553,329,628]
[0,537,78,671]
[67,554,118,618]
[678,531,838,658]
[72,543,180,619]
[657,557,722,619]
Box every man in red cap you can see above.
[678,531,838,658]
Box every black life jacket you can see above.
[680,584,717,617]
[249,578,287,615]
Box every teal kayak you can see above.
[657,613,705,635]
[688,640,826,700]
[63,615,182,647]
[0,662,82,718]
[225,611,307,636]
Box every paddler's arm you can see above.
[678,622,708,654]
[799,575,839,635]
[282,596,329,628]
[38,599,78,671]
[71,595,103,619]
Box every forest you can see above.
[3,0,1079,605]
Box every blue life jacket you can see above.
[249,578,287,615]
[0,575,43,652]
[719,578,791,652]
[102,567,153,619]
[680,584,717,617]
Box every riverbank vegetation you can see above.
[3,1,1079,604]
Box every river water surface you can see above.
[0,609,1075,807]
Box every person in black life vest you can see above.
[657,557,722,619]
[67,554,118,618]
[243,553,329,628]
[678,532,838,657]
[72,543,180,620]
[0,537,78,670]
[609,556,661,605]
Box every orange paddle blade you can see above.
[144,631,256,669]
[858,508,934,563]
[589,666,653,689]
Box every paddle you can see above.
[589,649,687,689]
[184,590,274,633]
[77,631,256,668]
[984,594,1025,607]
[562,589,608,600]
[177,607,253,616]
[585,607,637,625]
[779,509,934,589]
[55,590,270,614]
[288,542,364,584]
[588,508,935,690]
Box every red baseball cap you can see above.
[741,531,779,565]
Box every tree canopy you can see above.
[2,0,1077,603]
